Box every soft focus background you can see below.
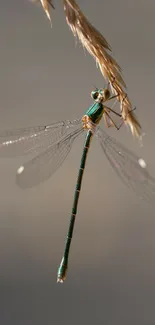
[1,0,155,324]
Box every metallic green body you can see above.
[57,93,106,282]
[57,130,93,282]
[85,102,104,124]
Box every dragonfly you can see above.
[0,88,155,283]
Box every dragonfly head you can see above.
[91,88,111,102]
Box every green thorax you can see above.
[85,102,104,124]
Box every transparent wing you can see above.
[0,119,82,157]
[16,127,84,189]
[96,127,155,201]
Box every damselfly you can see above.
[0,88,154,282]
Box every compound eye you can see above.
[91,91,99,100]
[103,89,110,100]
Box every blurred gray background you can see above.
[1,0,155,324]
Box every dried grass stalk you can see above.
[33,0,141,137]
[32,0,54,25]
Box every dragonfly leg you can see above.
[104,111,120,130]
[110,107,137,130]
[122,106,137,120]
[108,94,119,101]
[117,118,125,130]
[104,110,126,131]
[104,105,122,117]
[114,108,137,130]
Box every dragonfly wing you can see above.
[96,127,155,201]
[0,119,82,158]
[16,127,84,189]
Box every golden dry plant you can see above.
[32,0,141,138]
[31,0,54,25]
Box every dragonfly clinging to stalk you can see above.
[32,0,141,138]
[0,88,154,282]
